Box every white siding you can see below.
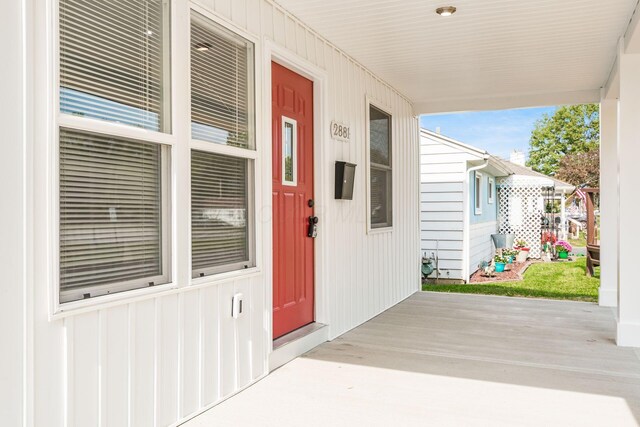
[469,221,498,276]
[27,0,420,426]
[0,1,27,424]
[420,132,477,280]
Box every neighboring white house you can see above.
[420,129,510,282]
[421,132,575,282]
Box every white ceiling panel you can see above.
[275,0,638,112]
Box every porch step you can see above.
[270,323,328,371]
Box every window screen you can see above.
[59,129,167,302]
[191,150,251,276]
[190,13,254,148]
[369,105,392,228]
[59,0,171,131]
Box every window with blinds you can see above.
[369,105,393,228]
[59,0,171,132]
[191,150,252,276]
[190,13,254,148]
[59,129,169,302]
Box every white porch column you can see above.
[0,0,28,423]
[560,192,567,240]
[617,51,640,346]
[599,98,619,307]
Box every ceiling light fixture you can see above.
[195,42,212,52]
[436,6,457,16]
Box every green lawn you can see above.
[423,257,600,302]
[569,231,587,248]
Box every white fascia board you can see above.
[420,128,487,158]
[625,2,640,54]
[603,50,621,101]
[415,89,600,115]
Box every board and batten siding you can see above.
[27,0,421,426]
[420,131,477,280]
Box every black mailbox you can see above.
[335,161,356,200]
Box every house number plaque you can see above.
[330,121,351,142]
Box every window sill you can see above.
[367,226,394,235]
[52,281,179,321]
[50,268,263,321]
[190,266,262,287]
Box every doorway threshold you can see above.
[270,323,328,371]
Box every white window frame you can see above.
[474,171,483,215]
[281,116,298,186]
[365,98,393,233]
[47,0,267,316]
[488,177,495,204]
[188,8,258,281]
[53,0,175,310]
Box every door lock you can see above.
[307,216,319,238]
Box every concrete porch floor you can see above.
[185,292,640,426]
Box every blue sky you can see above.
[420,107,557,160]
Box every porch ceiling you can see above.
[275,0,639,113]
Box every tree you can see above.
[555,148,600,187]
[526,104,599,176]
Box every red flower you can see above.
[541,232,557,244]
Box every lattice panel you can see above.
[497,178,544,258]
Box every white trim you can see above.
[184,4,264,288]
[474,171,483,215]
[49,0,270,316]
[189,139,258,160]
[52,0,176,314]
[414,89,601,115]
[420,128,487,157]
[488,177,495,204]
[269,324,329,370]
[263,39,330,359]
[462,170,470,282]
[599,287,618,307]
[58,114,177,146]
[617,321,640,347]
[51,267,264,321]
[365,97,394,233]
[281,116,298,186]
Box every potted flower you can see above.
[514,239,530,263]
[541,232,557,254]
[555,240,572,259]
[514,239,529,251]
[503,249,518,264]
[494,254,508,273]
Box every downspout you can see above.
[463,159,490,282]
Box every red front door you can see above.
[272,62,315,340]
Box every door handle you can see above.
[307,216,319,238]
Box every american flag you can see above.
[576,188,587,204]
